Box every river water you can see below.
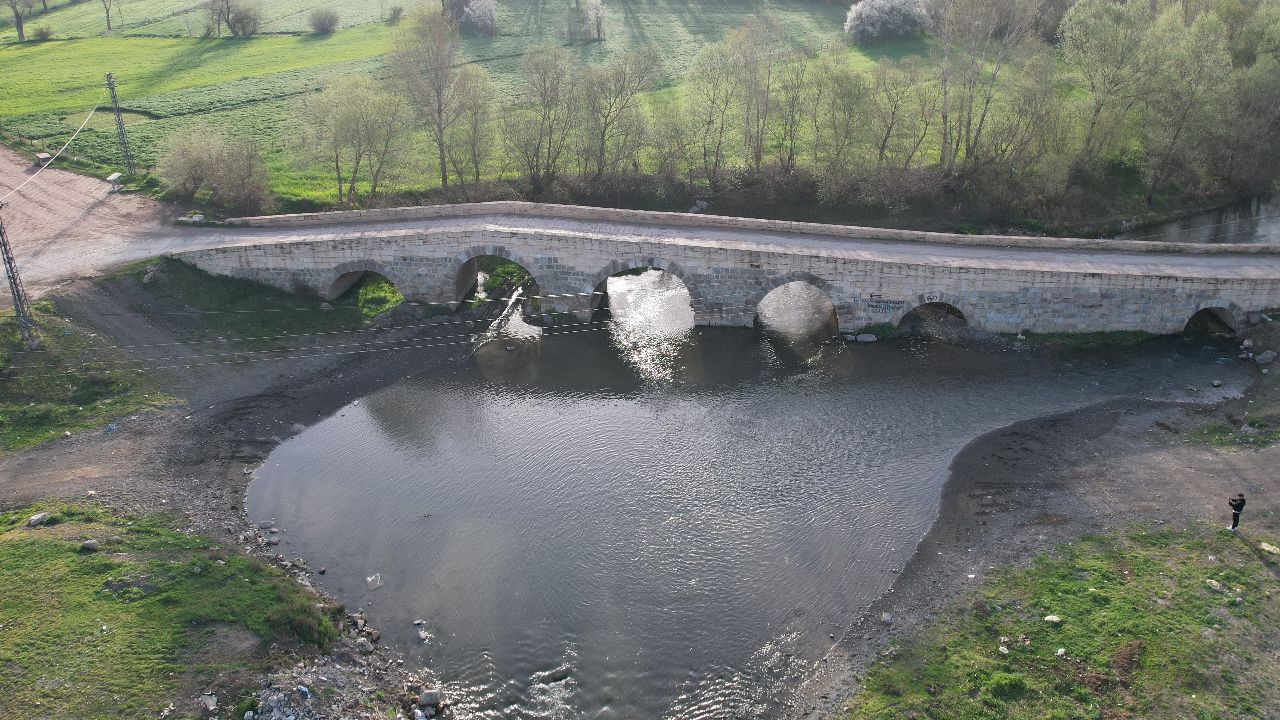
[248,274,1246,719]
[1113,198,1279,243]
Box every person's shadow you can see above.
[1232,532,1280,581]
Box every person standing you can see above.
[1228,493,1246,532]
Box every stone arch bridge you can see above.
[171,202,1280,335]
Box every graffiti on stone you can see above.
[862,292,906,315]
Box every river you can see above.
[1113,198,1279,243]
[248,273,1245,719]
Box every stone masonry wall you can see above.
[172,224,1280,335]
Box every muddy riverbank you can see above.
[796,322,1280,718]
[2,274,1276,719]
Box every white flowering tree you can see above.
[844,0,930,44]
[463,0,496,36]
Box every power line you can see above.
[70,283,773,318]
[10,294,766,354]
[8,301,769,368]
[4,321,623,379]
[0,103,101,205]
[11,316,615,370]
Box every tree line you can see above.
[162,0,1280,229]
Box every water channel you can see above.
[248,273,1246,719]
[1113,197,1279,243]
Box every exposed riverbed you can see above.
[247,275,1247,719]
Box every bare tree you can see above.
[4,0,34,41]
[773,57,810,172]
[502,46,575,195]
[868,58,920,168]
[930,0,1040,175]
[446,65,496,185]
[967,49,1060,177]
[1059,0,1158,167]
[1212,56,1280,192]
[304,78,413,207]
[686,44,739,186]
[100,0,116,31]
[650,97,693,181]
[726,17,785,172]
[1139,9,1233,199]
[578,49,657,179]
[809,51,869,172]
[392,8,462,189]
[583,0,605,41]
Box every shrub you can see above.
[226,0,262,37]
[32,26,52,41]
[308,7,339,34]
[387,4,403,24]
[844,0,930,44]
[158,128,270,215]
[984,672,1028,701]
[463,0,496,36]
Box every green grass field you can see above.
[0,302,169,454]
[846,522,1280,720]
[0,1,908,206]
[0,503,337,719]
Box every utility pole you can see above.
[0,206,38,348]
[105,72,134,177]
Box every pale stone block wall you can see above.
[173,222,1280,336]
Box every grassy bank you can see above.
[0,302,167,454]
[0,0,852,206]
[845,522,1280,720]
[102,258,409,346]
[0,503,337,720]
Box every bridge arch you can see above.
[453,245,542,304]
[589,258,696,314]
[893,293,974,337]
[752,273,837,336]
[891,293,975,327]
[321,260,412,301]
[1184,300,1243,334]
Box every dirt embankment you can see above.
[796,322,1280,719]
[1,275,477,719]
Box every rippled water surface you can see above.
[249,275,1245,719]
[1113,198,1279,243]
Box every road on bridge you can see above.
[3,145,1278,308]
